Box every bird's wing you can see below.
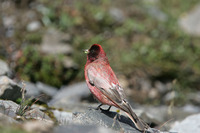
[87,63,125,104]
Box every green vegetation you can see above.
[15,46,78,87]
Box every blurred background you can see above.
[0,0,200,132]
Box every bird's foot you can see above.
[95,103,103,110]
[100,106,112,112]
[96,104,112,112]
[105,105,111,111]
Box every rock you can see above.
[27,21,41,31]
[24,108,51,121]
[19,81,57,103]
[0,100,19,118]
[40,28,73,55]
[72,109,162,133]
[48,82,91,111]
[179,4,200,36]
[2,15,16,28]
[23,120,53,133]
[163,91,177,103]
[187,92,200,105]
[182,104,200,113]
[18,81,40,99]
[0,113,18,125]
[52,110,72,125]
[145,5,167,22]
[139,78,152,92]
[73,109,138,132]
[36,82,58,97]
[109,7,125,23]
[139,105,199,131]
[170,113,200,133]
[0,76,22,101]
[148,88,159,99]
[0,100,52,123]
[62,56,78,69]
[154,81,171,94]
[54,125,117,133]
[0,60,11,76]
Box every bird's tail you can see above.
[120,100,149,131]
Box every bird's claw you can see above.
[96,104,112,112]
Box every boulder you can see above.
[0,76,21,101]
[48,82,91,111]
[0,60,11,76]
[170,113,200,133]
[179,4,200,36]
[54,124,117,133]
[72,108,163,133]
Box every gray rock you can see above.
[36,82,58,97]
[54,125,117,133]
[48,82,91,111]
[2,15,16,28]
[148,88,159,99]
[73,109,139,133]
[0,60,11,76]
[170,113,200,133]
[163,91,177,103]
[109,7,125,23]
[72,109,163,133]
[52,110,72,125]
[0,112,18,125]
[62,56,78,69]
[40,28,72,55]
[187,92,200,105]
[139,78,152,92]
[182,104,200,113]
[0,100,51,122]
[146,6,168,22]
[27,21,41,32]
[155,81,172,94]
[139,105,199,131]
[0,100,19,118]
[18,81,40,99]
[24,108,51,120]
[0,76,22,101]
[19,81,56,103]
[179,4,200,36]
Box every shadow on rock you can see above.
[100,109,136,128]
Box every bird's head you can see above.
[84,44,107,63]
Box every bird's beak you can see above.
[83,49,89,54]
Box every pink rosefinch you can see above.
[84,44,149,131]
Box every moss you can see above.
[15,46,77,87]
[25,33,42,44]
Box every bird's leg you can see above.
[96,103,103,110]
[96,104,112,111]
[106,106,112,111]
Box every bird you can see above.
[84,44,149,131]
